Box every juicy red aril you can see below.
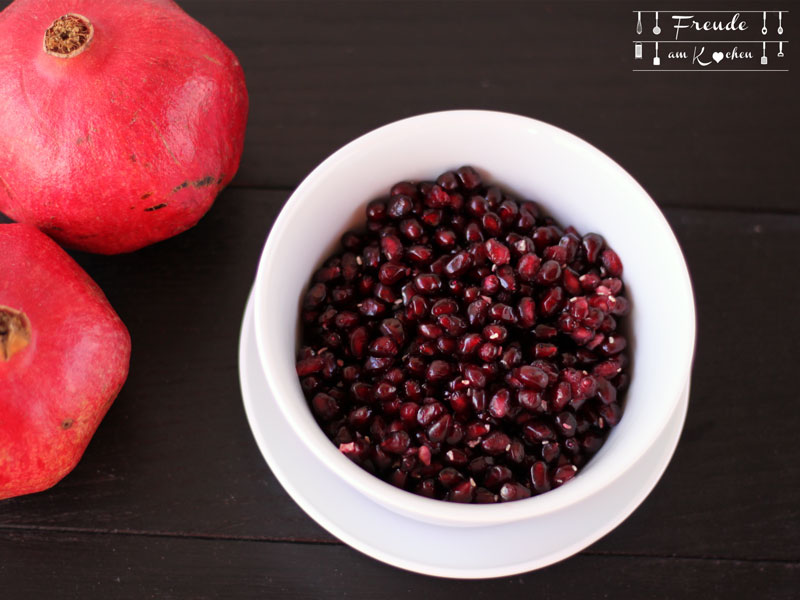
[600,335,627,356]
[298,167,630,503]
[600,248,623,277]
[426,185,451,208]
[553,464,578,487]
[523,420,556,442]
[312,393,339,419]
[489,388,511,418]
[530,461,551,493]
[517,253,541,281]
[438,467,464,488]
[369,336,398,357]
[388,194,414,218]
[485,239,511,265]
[582,233,604,264]
[489,303,517,323]
[481,212,503,237]
[381,430,410,454]
[481,431,511,455]
[517,365,548,390]
[426,360,452,382]
[500,482,531,502]
[457,166,482,189]
[414,273,442,294]
[484,465,513,490]
[448,480,475,503]
[539,286,565,317]
[381,234,403,261]
[296,356,324,376]
[555,411,577,437]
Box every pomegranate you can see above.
[0,224,131,500]
[296,167,631,503]
[0,0,249,254]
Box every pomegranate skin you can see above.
[0,0,249,253]
[0,224,131,499]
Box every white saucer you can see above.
[240,294,689,578]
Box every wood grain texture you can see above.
[0,530,797,599]
[1,191,798,563]
[0,0,798,595]
[175,0,798,212]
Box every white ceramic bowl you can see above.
[253,110,695,528]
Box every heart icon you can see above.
[712,51,724,63]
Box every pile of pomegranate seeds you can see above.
[296,167,630,503]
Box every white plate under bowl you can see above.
[240,293,689,579]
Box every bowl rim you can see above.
[254,109,696,526]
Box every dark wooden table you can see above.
[1,1,798,597]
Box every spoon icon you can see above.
[653,12,661,35]
[778,12,783,35]
[762,11,767,35]
[636,11,642,35]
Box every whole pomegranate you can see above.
[0,0,248,253]
[0,224,131,500]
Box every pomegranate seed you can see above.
[474,488,497,503]
[438,467,464,488]
[517,253,541,282]
[463,364,487,388]
[369,336,398,357]
[428,413,453,443]
[518,365,548,390]
[380,234,403,261]
[543,245,568,264]
[553,464,578,487]
[436,171,460,191]
[539,286,565,317]
[381,430,410,454]
[448,480,475,503]
[378,262,406,285]
[518,389,543,412]
[296,356,324,376]
[456,166,482,189]
[600,335,627,355]
[534,343,558,359]
[481,431,511,455]
[531,461,551,493]
[312,393,339,419]
[366,200,387,221]
[374,381,398,401]
[489,388,511,418]
[541,441,560,463]
[555,411,577,437]
[414,273,442,294]
[478,342,500,362]
[481,212,503,237]
[426,360,452,382]
[489,303,517,324]
[416,479,436,498]
[485,239,511,265]
[582,233,604,264]
[523,420,556,442]
[500,482,531,502]
[387,194,413,219]
[425,184,451,208]
[484,465,513,490]
[600,248,623,277]
[406,245,433,264]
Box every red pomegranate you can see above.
[0,0,248,254]
[0,224,131,500]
